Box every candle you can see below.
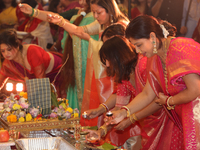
[106,111,113,117]
[82,111,87,118]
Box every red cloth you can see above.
[106,55,147,146]
[131,7,141,20]
[27,45,50,72]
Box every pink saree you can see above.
[142,37,200,150]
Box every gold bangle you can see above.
[121,106,130,117]
[166,96,175,110]
[100,104,107,113]
[99,125,107,137]
[132,113,138,121]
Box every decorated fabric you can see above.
[61,12,98,111]
[80,21,129,127]
[26,78,51,115]
[166,37,200,150]
[105,55,147,147]
[143,37,200,150]
[17,4,53,50]
[0,45,63,96]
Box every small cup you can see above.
[106,111,113,117]
[82,112,87,118]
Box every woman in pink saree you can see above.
[105,15,200,150]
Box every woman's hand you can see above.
[114,117,133,131]
[47,14,63,26]
[104,109,127,125]
[84,108,100,120]
[154,92,168,105]
[85,129,102,141]
[19,3,33,15]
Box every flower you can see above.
[7,115,17,123]
[12,104,21,110]
[23,92,28,99]
[26,113,32,121]
[63,111,71,119]
[66,107,73,113]
[19,92,25,97]
[29,107,39,118]
[20,103,29,109]
[74,113,79,118]
[50,112,58,118]
[18,117,25,122]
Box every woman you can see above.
[106,15,200,149]
[0,29,63,98]
[17,0,53,51]
[19,0,129,126]
[0,0,17,29]
[86,36,146,149]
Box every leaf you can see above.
[88,126,98,130]
[96,142,118,150]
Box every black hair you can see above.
[101,23,126,41]
[0,29,23,51]
[99,36,138,83]
[126,15,165,49]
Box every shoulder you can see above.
[170,37,199,48]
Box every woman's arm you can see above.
[19,3,57,22]
[19,3,92,41]
[85,94,116,119]
[156,73,200,105]
[106,80,157,125]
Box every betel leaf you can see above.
[96,142,118,150]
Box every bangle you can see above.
[121,106,130,117]
[102,103,109,111]
[129,113,138,124]
[99,125,107,137]
[29,8,34,17]
[100,104,107,113]
[57,16,66,27]
[33,9,40,17]
[165,96,175,110]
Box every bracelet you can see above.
[99,125,107,137]
[100,104,107,113]
[29,8,34,17]
[129,113,137,124]
[121,106,130,117]
[33,9,40,18]
[102,103,109,111]
[57,16,66,27]
[165,96,175,110]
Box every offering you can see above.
[106,111,113,117]
[82,111,87,118]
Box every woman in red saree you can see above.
[85,36,147,149]
[105,15,200,149]
[0,29,63,97]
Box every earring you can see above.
[110,15,113,24]
[153,41,157,53]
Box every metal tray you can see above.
[15,137,76,150]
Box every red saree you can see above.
[105,55,147,147]
[143,37,200,150]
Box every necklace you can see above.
[160,39,169,94]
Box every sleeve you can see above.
[27,46,46,78]
[115,83,131,108]
[59,9,79,20]
[82,20,100,35]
